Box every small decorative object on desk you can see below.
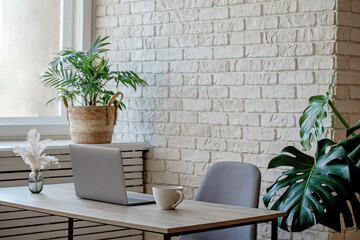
[13,129,59,193]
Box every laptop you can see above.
[69,144,155,206]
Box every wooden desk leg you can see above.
[68,218,74,240]
[271,219,278,240]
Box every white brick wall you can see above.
[96,0,360,239]
[330,2,360,239]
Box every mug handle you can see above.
[172,190,184,209]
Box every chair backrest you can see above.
[179,161,261,240]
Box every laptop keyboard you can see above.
[128,197,149,204]
[126,192,155,205]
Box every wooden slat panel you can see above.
[0,152,142,163]
[123,158,142,166]
[0,165,30,172]
[1,218,106,229]
[0,215,65,228]
[122,151,143,159]
[44,148,70,155]
[0,163,69,172]
[0,156,141,169]
[0,176,143,188]
[42,170,73,178]
[0,170,72,181]
[0,180,30,187]
[43,149,70,155]
[117,235,143,240]
[73,229,142,240]
[113,235,143,240]
[0,210,48,220]
[52,232,143,240]
[43,177,74,184]
[75,225,140,235]
[0,145,145,240]
[0,155,71,164]
[0,222,69,236]
[0,228,142,240]
[74,220,102,228]
[48,162,72,169]
[125,179,143,186]
[127,186,144,193]
[0,177,74,187]
[0,172,28,180]
[0,157,27,164]
[0,205,20,212]
[125,172,142,179]
[0,222,139,238]
[53,235,143,240]
[0,230,68,240]
[124,165,143,172]
[0,158,141,172]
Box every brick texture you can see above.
[331,1,360,239]
[95,0,359,239]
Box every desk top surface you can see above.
[0,183,286,234]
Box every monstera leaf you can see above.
[323,132,360,231]
[265,76,360,232]
[263,139,360,232]
[299,95,328,150]
[299,77,335,151]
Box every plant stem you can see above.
[34,170,39,192]
[328,100,356,137]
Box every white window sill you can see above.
[0,140,149,151]
[0,122,70,141]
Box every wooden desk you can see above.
[0,183,286,240]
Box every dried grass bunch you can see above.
[13,129,59,172]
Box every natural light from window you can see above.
[0,0,61,118]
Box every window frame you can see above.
[0,0,94,139]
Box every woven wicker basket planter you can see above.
[64,92,123,144]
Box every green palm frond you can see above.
[42,35,147,109]
[88,35,111,55]
[42,66,77,88]
[50,50,84,70]
[114,71,148,91]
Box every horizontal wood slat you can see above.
[53,235,143,240]
[0,143,147,240]
[0,215,68,228]
[0,229,143,240]
[0,210,48,220]
[0,222,141,238]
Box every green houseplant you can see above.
[42,36,147,143]
[264,77,360,232]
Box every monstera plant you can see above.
[264,76,360,232]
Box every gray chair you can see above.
[179,161,261,240]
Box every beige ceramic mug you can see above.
[152,186,184,210]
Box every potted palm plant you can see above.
[42,36,147,143]
[264,76,360,233]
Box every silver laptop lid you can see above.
[69,144,128,205]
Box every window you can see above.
[0,0,93,139]
[0,0,61,118]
